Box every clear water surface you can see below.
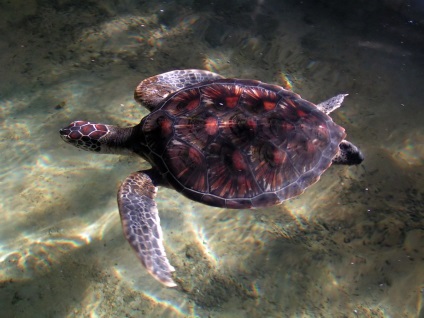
[0,0,423,317]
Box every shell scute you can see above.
[207,138,262,199]
[163,138,208,193]
[225,198,252,209]
[174,110,219,150]
[251,192,280,208]
[142,110,174,155]
[250,141,298,192]
[218,111,257,151]
[201,83,243,113]
[142,79,346,207]
[239,87,280,114]
[162,88,201,116]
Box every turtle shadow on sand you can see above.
[168,147,422,315]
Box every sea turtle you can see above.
[59,69,363,287]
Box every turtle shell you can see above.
[140,78,346,209]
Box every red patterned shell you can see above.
[140,79,346,209]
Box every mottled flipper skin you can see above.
[135,69,224,110]
[317,94,348,114]
[118,170,176,287]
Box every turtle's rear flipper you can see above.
[316,94,348,114]
[118,170,177,287]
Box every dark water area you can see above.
[0,0,423,317]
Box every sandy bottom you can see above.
[0,0,423,317]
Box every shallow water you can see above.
[1,0,423,317]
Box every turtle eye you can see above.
[59,126,75,141]
[59,127,70,137]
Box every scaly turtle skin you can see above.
[60,69,363,287]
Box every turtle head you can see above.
[60,120,135,154]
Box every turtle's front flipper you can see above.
[118,170,177,287]
[135,69,224,111]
